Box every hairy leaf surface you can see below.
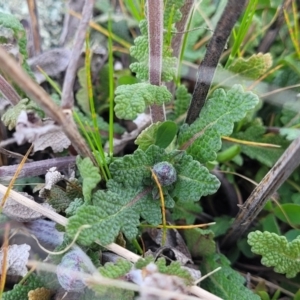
[184,228,216,257]
[200,253,260,299]
[114,83,171,120]
[99,259,132,278]
[233,125,288,167]
[170,154,220,202]
[66,181,159,245]
[110,145,220,202]
[135,122,161,151]
[178,85,259,163]
[130,20,177,82]
[171,85,192,121]
[76,156,101,203]
[248,231,300,278]
[228,53,272,79]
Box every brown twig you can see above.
[26,0,42,55]
[222,135,300,247]
[147,0,165,122]
[0,47,95,163]
[0,156,76,181]
[0,74,21,105]
[186,0,248,125]
[61,0,95,109]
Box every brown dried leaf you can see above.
[32,126,71,153]
[28,49,71,84]
[14,111,71,153]
[2,192,55,222]
[0,244,30,277]
[144,226,192,259]
[28,287,52,300]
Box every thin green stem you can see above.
[124,0,143,21]
[225,0,257,68]
[227,2,257,66]
[85,32,111,179]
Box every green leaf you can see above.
[228,53,273,79]
[280,128,300,141]
[170,154,220,202]
[76,67,90,114]
[285,229,300,242]
[184,228,216,257]
[65,198,84,217]
[210,216,233,238]
[99,259,132,278]
[200,253,260,299]
[129,20,177,82]
[163,0,184,28]
[0,12,33,77]
[110,145,220,202]
[43,186,72,213]
[273,204,300,226]
[171,199,202,224]
[114,83,172,120]
[178,85,259,163]
[281,98,300,127]
[135,122,161,151]
[91,259,134,300]
[2,274,45,300]
[233,125,288,167]
[183,0,216,61]
[76,156,101,203]
[135,121,178,151]
[171,85,192,121]
[155,121,178,149]
[66,181,160,245]
[109,146,159,188]
[248,231,300,278]
[261,214,280,235]
[1,98,43,130]
[216,144,241,163]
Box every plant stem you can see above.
[222,135,300,247]
[147,0,165,123]
[185,0,247,125]
[0,156,76,181]
[0,74,21,105]
[26,0,42,55]
[61,0,95,109]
